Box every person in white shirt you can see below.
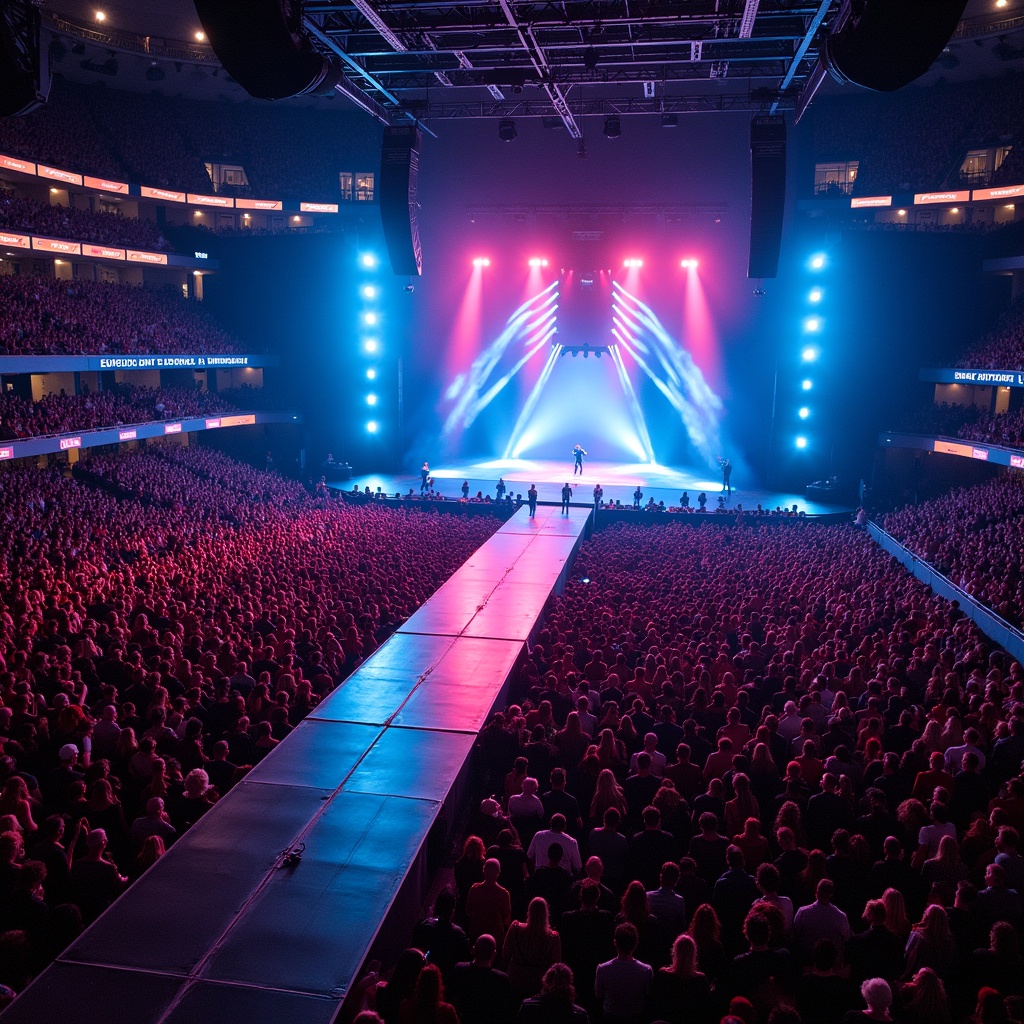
[528,813,582,875]
[629,733,666,778]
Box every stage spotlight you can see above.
[603,116,621,139]
[804,316,821,332]
[366,368,377,380]
[366,421,379,433]
[528,257,549,267]
[623,258,643,268]
[498,118,517,142]
[363,312,378,326]
[801,346,819,362]
[799,406,810,419]
[801,378,813,391]
[360,253,378,269]
[795,436,808,449]
[472,257,491,267]
[364,339,379,354]
[366,393,378,406]
[361,285,378,299]
[680,258,699,269]
[809,254,826,270]
[897,209,907,217]
[808,288,822,303]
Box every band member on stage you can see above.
[593,483,604,509]
[561,482,572,515]
[720,458,733,496]
[572,444,587,475]
[680,491,690,509]
[496,477,506,501]
[421,462,430,493]
[461,480,470,499]
[633,485,643,509]
[528,484,538,518]
[697,491,707,510]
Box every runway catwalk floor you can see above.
[338,457,853,516]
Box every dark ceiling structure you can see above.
[300,0,842,131]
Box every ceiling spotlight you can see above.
[195,30,206,42]
[661,113,679,128]
[366,421,379,434]
[804,316,821,332]
[795,436,808,449]
[360,253,378,269]
[603,116,621,139]
[364,339,379,354]
[363,312,378,326]
[366,368,377,380]
[95,10,106,22]
[809,254,826,270]
[498,118,517,142]
[361,285,378,299]
[623,258,643,268]
[808,288,822,303]
[473,257,491,267]
[528,257,549,267]
[680,258,699,269]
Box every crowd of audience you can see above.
[0,449,500,993]
[0,383,243,441]
[0,275,244,356]
[0,79,379,204]
[956,298,1024,371]
[353,520,1024,1024]
[0,189,170,252]
[812,74,1024,197]
[884,473,1024,628]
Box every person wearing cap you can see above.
[70,827,127,923]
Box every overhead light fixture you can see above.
[498,118,517,142]
[95,10,106,22]
[623,257,643,268]
[473,257,491,267]
[603,116,621,139]
[528,257,549,267]
[195,31,206,42]
[661,113,678,128]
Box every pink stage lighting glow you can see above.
[680,258,699,269]
[472,257,491,267]
[622,258,643,268]
[528,257,549,268]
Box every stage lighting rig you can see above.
[498,118,517,142]
[559,343,610,359]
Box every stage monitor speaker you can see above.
[748,115,786,280]
[824,0,969,92]
[0,0,49,118]
[193,0,341,100]
[380,125,423,277]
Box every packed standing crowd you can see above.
[356,522,1024,1024]
[0,449,501,995]
[0,276,244,356]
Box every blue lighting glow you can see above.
[804,316,821,333]
[364,338,379,354]
[361,285,378,299]
[366,420,379,433]
[363,312,379,326]
[360,253,378,269]
[366,368,377,380]
[801,346,819,362]
[809,288,822,303]
[798,406,810,419]
[795,436,808,449]
[366,393,378,406]
[801,379,812,391]
[809,254,826,270]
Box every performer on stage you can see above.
[461,480,470,499]
[528,484,538,518]
[495,477,506,501]
[420,461,430,493]
[592,483,604,509]
[720,458,733,496]
[633,485,643,509]
[561,482,572,515]
[572,444,587,476]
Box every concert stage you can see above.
[342,457,854,515]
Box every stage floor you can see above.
[339,458,854,516]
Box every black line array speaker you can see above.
[193,0,341,100]
[748,115,786,280]
[0,0,49,117]
[824,0,969,92]
[380,125,423,277]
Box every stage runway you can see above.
[339,458,853,516]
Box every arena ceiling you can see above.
[39,0,1024,125]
